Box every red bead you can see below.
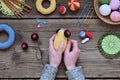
[21,42,28,50]
[31,33,39,41]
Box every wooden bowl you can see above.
[94,0,120,25]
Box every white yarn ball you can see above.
[99,4,111,16]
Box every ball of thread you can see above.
[110,11,120,22]
[110,0,120,10]
[99,0,110,4]
[99,4,111,16]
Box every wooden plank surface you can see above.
[0,0,120,79]
[0,0,96,18]
[0,19,120,79]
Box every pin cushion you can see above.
[98,33,120,58]
[0,0,25,16]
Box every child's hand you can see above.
[48,34,64,68]
[64,40,80,70]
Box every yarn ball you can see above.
[59,6,66,14]
[99,0,110,4]
[99,4,111,16]
[68,0,80,11]
[110,11,120,22]
[110,0,120,10]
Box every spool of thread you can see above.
[110,11,120,22]
[110,0,120,10]
[59,6,67,14]
[99,4,111,16]
[81,38,90,44]
[86,31,93,39]
[79,31,86,38]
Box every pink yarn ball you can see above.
[110,11,120,22]
[110,0,120,10]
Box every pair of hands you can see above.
[48,34,80,70]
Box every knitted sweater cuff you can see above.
[40,64,58,80]
[66,66,85,80]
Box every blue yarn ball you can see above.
[0,24,15,49]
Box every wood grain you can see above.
[0,0,120,79]
[0,0,96,18]
[0,19,120,79]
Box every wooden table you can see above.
[0,0,120,80]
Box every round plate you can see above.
[0,0,25,16]
[94,0,120,25]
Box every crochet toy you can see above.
[58,6,67,14]
[36,0,56,15]
[0,24,15,49]
[98,33,120,58]
[68,0,80,11]
[54,28,71,53]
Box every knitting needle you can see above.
[77,2,92,26]
[83,8,94,26]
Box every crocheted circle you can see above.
[0,0,25,16]
[98,33,120,58]
[0,24,15,49]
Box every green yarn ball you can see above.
[99,0,111,4]
[98,33,120,58]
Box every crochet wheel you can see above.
[98,33,120,58]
